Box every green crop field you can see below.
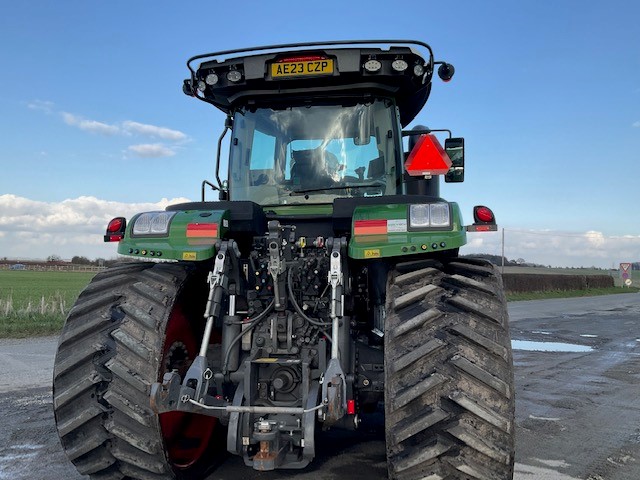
[0,270,96,337]
[0,266,638,338]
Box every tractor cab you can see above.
[229,99,397,205]
[184,40,462,205]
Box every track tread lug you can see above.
[394,284,440,311]
[390,338,445,373]
[447,423,510,464]
[393,308,442,339]
[103,389,154,427]
[111,327,154,363]
[73,449,117,475]
[451,355,510,398]
[392,408,449,444]
[448,323,509,361]
[393,372,447,409]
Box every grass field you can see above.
[506,287,640,302]
[0,270,95,337]
[0,267,638,338]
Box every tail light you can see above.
[104,217,126,242]
[474,206,495,224]
[466,206,497,232]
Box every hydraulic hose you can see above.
[221,299,275,374]
[287,267,331,327]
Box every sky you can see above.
[0,0,639,268]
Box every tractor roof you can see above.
[185,40,438,127]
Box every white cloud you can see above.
[28,102,189,150]
[0,194,191,260]
[27,100,55,114]
[585,230,605,248]
[1,195,638,267]
[61,112,120,135]
[122,121,187,141]
[127,143,176,158]
[462,229,640,268]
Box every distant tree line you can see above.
[463,254,526,267]
[70,256,121,267]
[467,254,640,271]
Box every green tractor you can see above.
[53,40,514,480]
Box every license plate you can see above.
[271,59,334,78]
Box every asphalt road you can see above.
[1,293,639,479]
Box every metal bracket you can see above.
[327,238,347,359]
[321,238,348,426]
[321,358,346,425]
[267,220,286,309]
[184,240,239,403]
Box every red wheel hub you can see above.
[159,304,219,469]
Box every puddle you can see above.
[529,415,561,421]
[515,462,582,480]
[512,340,593,352]
[535,458,571,468]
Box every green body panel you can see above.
[348,202,466,259]
[116,201,467,262]
[117,210,230,261]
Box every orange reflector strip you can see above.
[186,223,218,238]
[466,224,498,232]
[354,219,387,235]
[405,134,452,177]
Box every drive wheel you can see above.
[53,262,224,479]
[384,257,515,479]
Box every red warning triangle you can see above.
[404,134,452,177]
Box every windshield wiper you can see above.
[289,183,384,196]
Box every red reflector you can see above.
[475,206,495,223]
[474,225,493,232]
[277,55,325,63]
[107,218,124,233]
[354,219,388,235]
[404,134,452,177]
[347,399,356,415]
[186,223,218,238]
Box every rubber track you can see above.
[384,257,515,480]
[53,262,193,479]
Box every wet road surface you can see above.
[1,293,639,479]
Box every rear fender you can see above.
[117,209,230,261]
[348,202,466,259]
